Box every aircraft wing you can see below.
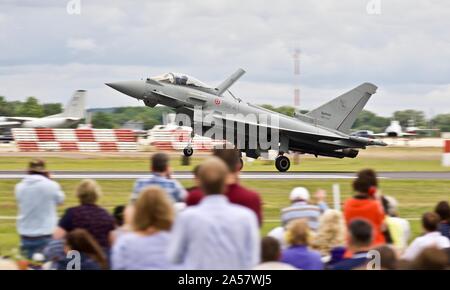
[372,132,388,137]
[0,121,22,128]
[400,132,417,137]
[0,116,35,128]
[2,117,34,122]
[65,117,82,122]
[211,113,348,142]
[211,113,387,148]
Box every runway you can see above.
[0,171,448,180]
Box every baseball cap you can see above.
[289,187,310,201]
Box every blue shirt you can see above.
[132,173,186,202]
[168,195,260,270]
[281,245,323,270]
[15,174,65,236]
[438,222,450,240]
[112,231,174,270]
[329,252,369,270]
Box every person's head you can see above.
[65,229,108,269]
[261,236,282,263]
[112,205,125,227]
[285,219,311,247]
[312,209,346,255]
[76,179,101,205]
[151,152,170,174]
[348,219,373,251]
[212,148,241,173]
[289,187,310,203]
[353,169,378,197]
[421,212,440,233]
[434,201,450,223]
[410,247,448,270]
[133,186,174,232]
[198,157,229,195]
[373,245,398,270]
[382,195,399,217]
[27,159,48,176]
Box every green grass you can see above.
[0,147,448,172]
[1,178,449,255]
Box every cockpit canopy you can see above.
[150,73,211,88]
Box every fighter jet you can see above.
[106,69,386,172]
[0,90,86,128]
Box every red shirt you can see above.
[186,183,263,226]
[343,197,386,246]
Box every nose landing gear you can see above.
[183,146,193,157]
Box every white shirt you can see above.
[168,195,260,270]
[15,174,65,236]
[253,262,297,270]
[402,231,450,260]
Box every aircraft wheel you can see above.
[183,147,193,157]
[275,155,290,172]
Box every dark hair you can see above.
[422,212,440,232]
[411,247,448,270]
[348,219,373,247]
[435,201,450,223]
[113,205,125,226]
[353,169,378,195]
[374,245,397,270]
[151,153,169,172]
[65,229,108,269]
[212,148,241,173]
[261,237,281,262]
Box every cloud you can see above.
[66,38,98,52]
[0,0,449,116]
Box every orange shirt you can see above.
[343,197,386,246]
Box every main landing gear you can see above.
[275,153,290,172]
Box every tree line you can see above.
[0,96,448,132]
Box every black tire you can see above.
[275,155,290,172]
[183,147,193,157]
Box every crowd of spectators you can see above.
[4,149,450,270]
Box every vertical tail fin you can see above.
[215,68,245,95]
[306,83,377,133]
[61,90,86,119]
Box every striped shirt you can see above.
[281,201,321,230]
[131,173,187,202]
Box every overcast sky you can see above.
[0,0,449,117]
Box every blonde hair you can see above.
[133,186,174,231]
[285,219,311,246]
[76,179,102,205]
[311,209,346,256]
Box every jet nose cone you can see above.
[106,81,146,99]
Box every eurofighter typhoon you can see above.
[107,69,386,172]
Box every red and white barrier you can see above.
[443,140,450,167]
[147,125,227,151]
[12,128,137,152]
